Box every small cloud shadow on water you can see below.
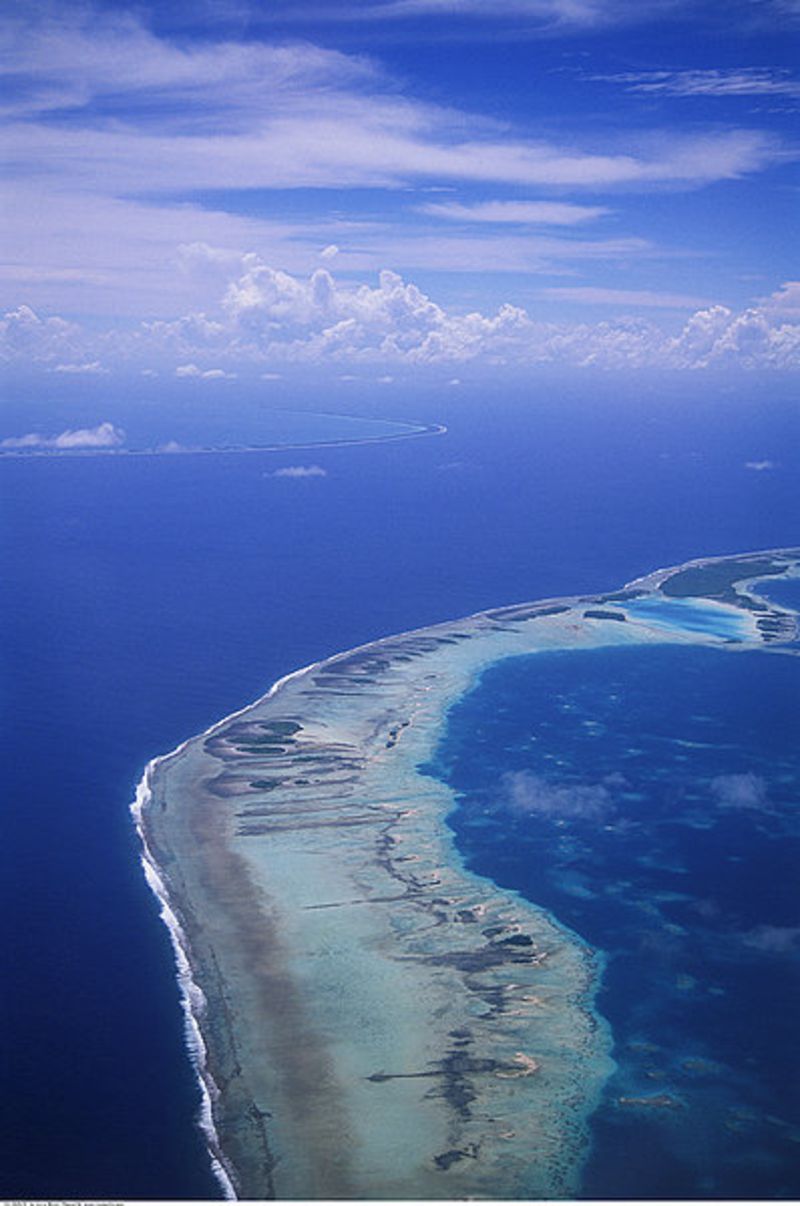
[500,770,615,822]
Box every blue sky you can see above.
[1,0,799,385]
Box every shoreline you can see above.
[133,546,800,1199]
[130,660,323,1200]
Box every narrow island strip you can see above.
[132,547,800,1200]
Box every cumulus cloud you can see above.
[663,302,800,370]
[709,772,769,810]
[761,280,800,317]
[501,770,614,820]
[0,304,81,362]
[270,464,328,478]
[1,422,125,451]
[3,267,800,372]
[221,264,800,368]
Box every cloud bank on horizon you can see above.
[3,265,799,372]
[1,0,798,376]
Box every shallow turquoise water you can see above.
[428,643,800,1199]
[624,596,753,640]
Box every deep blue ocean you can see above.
[2,380,798,1198]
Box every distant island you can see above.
[133,548,800,1200]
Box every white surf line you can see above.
[129,659,324,1200]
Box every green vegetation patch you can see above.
[661,557,787,599]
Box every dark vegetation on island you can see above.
[660,556,791,600]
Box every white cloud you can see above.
[4,96,772,198]
[320,244,340,259]
[54,422,124,448]
[677,304,800,370]
[745,459,776,471]
[761,280,800,316]
[3,268,799,372]
[305,0,682,32]
[270,464,328,478]
[175,362,237,379]
[419,200,610,224]
[0,10,377,123]
[1,421,125,450]
[0,303,81,361]
[597,68,800,99]
[1,10,788,320]
[51,359,108,374]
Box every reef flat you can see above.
[135,548,800,1200]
